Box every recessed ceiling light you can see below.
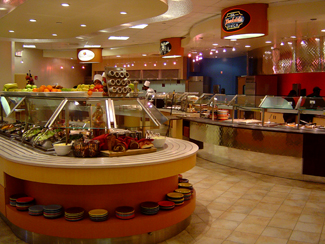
[61,3,69,7]
[80,24,86,27]
[116,55,121,57]
[9,30,14,33]
[130,24,148,29]
[23,45,36,48]
[76,36,83,39]
[120,11,127,14]
[29,19,36,22]
[230,39,237,42]
[0,7,7,11]
[71,58,73,60]
[142,54,147,56]
[245,45,251,48]
[280,42,284,46]
[52,34,57,36]
[99,30,108,33]
[321,29,325,32]
[212,43,218,46]
[315,38,320,41]
[265,41,272,43]
[108,36,129,40]
[162,55,181,58]
[288,42,292,45]
[224,33,265,39]
[84,45,101,48]
[232,47,236,51]
[290,36,296,38]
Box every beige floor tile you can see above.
[235,222,266,235]
[219,212,247,222]
[204,227,233,240]
[211,219,240,230]
[186,222,210,240]
[190,214,204,224]
[207,209,224,219]
[193,236,223,244]
[268,217,297,229]
[221,191,245,199]
[166,230,196,244]
[233,199,260,208]
[291,187,312,195]
[294,222,323,233]
[278,204,304,214]
[197,212,214,223]
[245,188,268,196]
[242,215,271,226]
[265,191,289,198]
[226,231,260,244]
[270,185,293,193]
[222,241,240,244]
[289,230,320,243]
[262,226,292,239]
[227,186,250,193]
[227,205,253,214]
[287,193,310,201]
[261,196,285,204]
[255,235,288,244]
[207,201,232,211]
[254,202,281,212]
[249,208,276,218]
[298,214,324,225]
[273,211,301,221]
[214,196,238,204]
[241,194,264,201]
[283,199,307,207]
[301,207,325,217]
[287,241,317,244]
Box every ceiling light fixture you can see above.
[71,66,74,69]
[223,49,226,53]
[288,42,292,45]
[52,34,57,36]
[108,36,129,40]
[321,29,325,32]
[290,36,296,38]
[80,24,86,27]
[280,42,284,46]
[29,19,36,22]
[164,63,166,66]
[131,64,134,66]
[130,24,148,29]
[23,45,36,48]
[232,47,236,51]
[61,3,69,7]
[212,43,218,46]
[116,55,121,57]
[173,62,176,65]
[0,7,7,11]
[230,39,237,42]
[245,45,251,48]
[84,45,101,48]
[315,38,320,41]
[120,11,127,14]
[224,34,265,40]
[210,51,213,55]
[142,54,147,56]
[9,30,14,33]
[154,63,156,66]
[188,53,191,57]
[215,50,218,53]
[162,55,182,58]
[265,41,272,43]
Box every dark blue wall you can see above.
[188,56,247,95]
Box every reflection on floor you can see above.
[2,157,325,243]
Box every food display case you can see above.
[193,93,214,117]
[179,92,199,112]
[0,92,168,153]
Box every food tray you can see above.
[101,147,156,157]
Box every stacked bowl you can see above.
[175,188,192,201]
[16,197,35,211]
[115,206,135,220]
[9,194,27,207]
[89,209,109,222]
[158,201,175,210]
[166,192,184,206]
[43,205,63,219]
[140,202,159,215]
[65,207,85,222]
[28,205,44,216]
[178,182,194,193]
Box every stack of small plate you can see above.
[65,207,84,222]
[16,197,35,211]
[179,178,189,183]
[89,209,109,222]
[28,205,44,216]
[43,205,63,219]
[166,192,184,206]
[178,182,194,192]
[140,202,159,215]
[175,188,192,201]
[158,201,175,210]
[115,206,135,220]
[9,194,27,207]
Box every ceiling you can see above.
[0,0,325,59]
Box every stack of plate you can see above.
[166,192,184,206]
[65,207,84,222]
[140,202,159,215]
[115,206,135,220]
[179,178,189,183]
[16,197,35,211]
[89,209,109,222]
[43,205,63,219]
[28,205,44,216]
[178,182,194,193]
[158,201,175,210]
[178,174,183,181]
[9,194,27,207]
[175,188,192,201]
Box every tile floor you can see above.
[2,157,325,243]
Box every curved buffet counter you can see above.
[0,137,198,244]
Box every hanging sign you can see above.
[222,9,250,32]
[160,41,172,55]
[77,48,102,63]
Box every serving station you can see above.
[0,91,198,244]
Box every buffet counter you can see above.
[179,116,325,183]
[0,137,198,243]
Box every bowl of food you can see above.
[53,143,72,156]
[152,136,166,148]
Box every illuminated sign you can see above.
[78,49,95,61]
[222,9,250,32]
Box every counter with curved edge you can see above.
[0,137,198,244]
